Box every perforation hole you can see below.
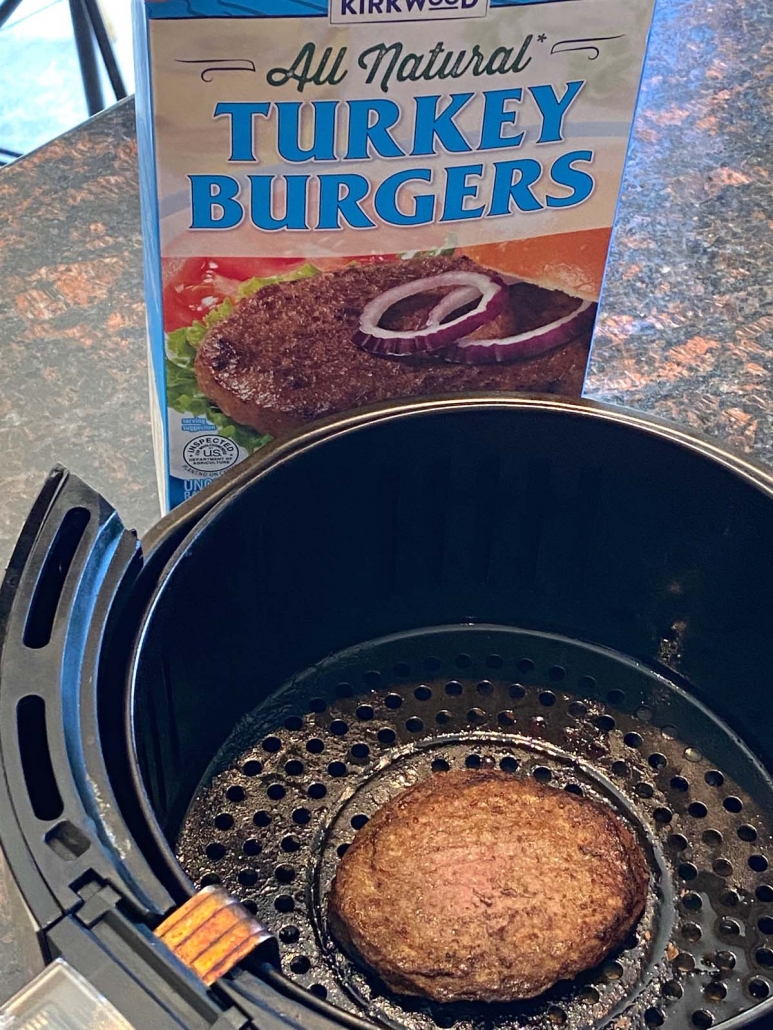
[669,834,689,852]
[670,776,689,792]
[465,754,482,769]
[290,955,310,974]
[226,786,245,803]
[757,885,773,903]
[756,949,773,968]
[645,1008,665,1027]
[691,1011,713,1029]
[724,796,743,813]
[688,802,708,819]
[431,758,450,773]
[205,842,225,861]
[649,753,667,770]
[414,687,432,701]
[703,829,723,847]
[308,783,326,800]
[262,736,282,753]
[293,807,312,824]
[445,681,463,696]
[215,813,234,831]
[713,859,733,877]
[308,698,326,713]
[703,982,726,1003]
[243,761,263,777]
[243,837,262,856]
[750,855,769,872]
[378,728,396,745]
[606,689,625,705]
[406,717,424,733]
[539,691,556,706]
[596,715,615,732]
[267,784,286,801]
[454,654,472,670]
[275,895,294,913]
[624,733,643,748]
[350,743,370,760]
[533,766,552,783]
[749,978,770,999]
[356,705,374,721]
[498,710,516,726]
[675,953,695,972]
[517,658,534,673]
[568,700,587,717]
[682,892,702,911]
[238,869,258,887]
[384,693,403,709]
[738,825,758,842]
[467,708,485,725]
[679,863,698,881]
[310,984,328,999]
[327,763,347,778]
[254,811,271,828]
[284,716,303,731]
[306,739,324,754]
[500,757,518,773]
[476,681,494,696]
[284,760,304,776]
[275,865,295,884]
[329,720,348,736]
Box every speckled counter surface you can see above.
[1,0,772,574]
[586,0,773,453]
[0,98,159,572]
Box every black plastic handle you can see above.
[0,467,173,929]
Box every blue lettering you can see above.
[213,101,270,162]
[441,164,484,222]
[249,175,310,230]
[546,150,594,208]
[189,175,243,229]
[346,99,404,159]
[374,169,434,226]
[317,174,375,229]
[276,101,338,163]
[479,89,524,151]
[411,93,473,156]
[488,159,543,215]
[528,80,584,144]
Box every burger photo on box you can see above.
[164,227,609,450]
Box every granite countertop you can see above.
[0,0,772,571]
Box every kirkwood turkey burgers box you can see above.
[133,0,655,510]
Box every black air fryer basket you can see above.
[3,395,773,1030]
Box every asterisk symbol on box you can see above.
[538,33,547,42]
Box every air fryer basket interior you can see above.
[129,400,773,1029]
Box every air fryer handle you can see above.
[0,467,172,928]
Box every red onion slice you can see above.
[427,285,481,327]
[444,299,597,365]
[355,272,505,356]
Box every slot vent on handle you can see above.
[23,506,90,649]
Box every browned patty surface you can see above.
[328,771,649,1003]
[194,256,591,437]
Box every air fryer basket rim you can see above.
[125,394,773,1030]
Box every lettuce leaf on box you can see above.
[165,263,319,454]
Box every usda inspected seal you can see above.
[183,434,239,475]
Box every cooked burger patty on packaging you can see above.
[194,256,591,438]
[328,770,649,1003]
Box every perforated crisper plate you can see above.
[176,627,773,1030]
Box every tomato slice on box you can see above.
[162,256,306,332]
